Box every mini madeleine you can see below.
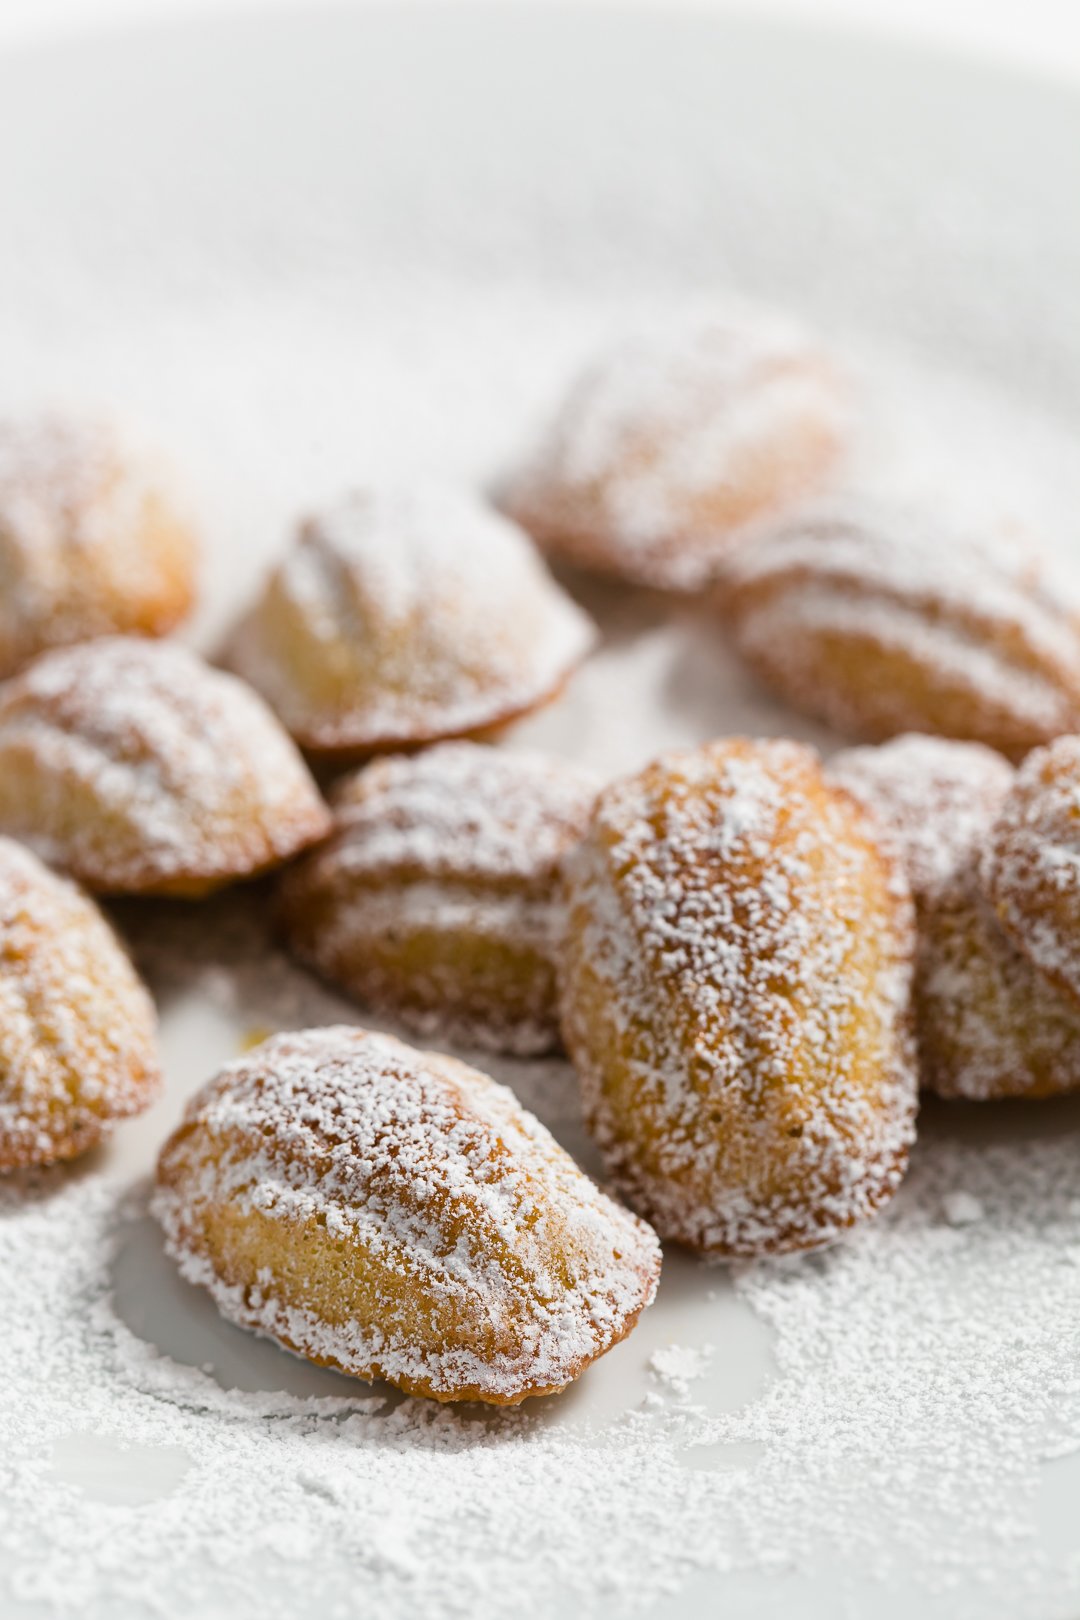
[279,743,599,1055]
[0,637,331,896]
[716,498,1080,758]
[226,486,596,758]
[154,1027,661,1404]
[831,733,1080,1101]
[0,837,160,1170]
[0,410,197,675]
[983,735,1080,1013]
[503,309,849,591]
[559,737,917,1258]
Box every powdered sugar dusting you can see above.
[321,743,599,884]
[829,733,1015,903]
[2,11,1080,1609]
[0,412,145,563]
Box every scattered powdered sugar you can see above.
[0,637,330,892]
[648,1343,714,1399]
[724,1128,1080,1601]
[942,1190,984,1227]
[227,484,596,754]
[5,1069,1080,1619]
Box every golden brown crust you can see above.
[0,837,161,1169]
[558,737,918,1258]
[225,486,596,757]
[279,744,600,1055]
[716,499,1080,758]
[0,637,331,896]
[153,1027,661,1404]
[503,312,849,592]
[0,412,197,676]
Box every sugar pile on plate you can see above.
[3,1071,1080,1619]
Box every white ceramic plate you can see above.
[2,8,1080,1619]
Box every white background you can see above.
[1,0,1079,82]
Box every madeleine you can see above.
[832,733,1080,1101]
[717,499,1080,758]
[280,743,599,1054]
[503,310,849,591]
[0,837,160,1170]
[559,737,917,1257]
[983,735,1080,1012]
[0,637,331,896]
[0,410,197,675]
[226,486,596,757]
[154,1027,661,1404]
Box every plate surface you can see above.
[1,8,1080,1620]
